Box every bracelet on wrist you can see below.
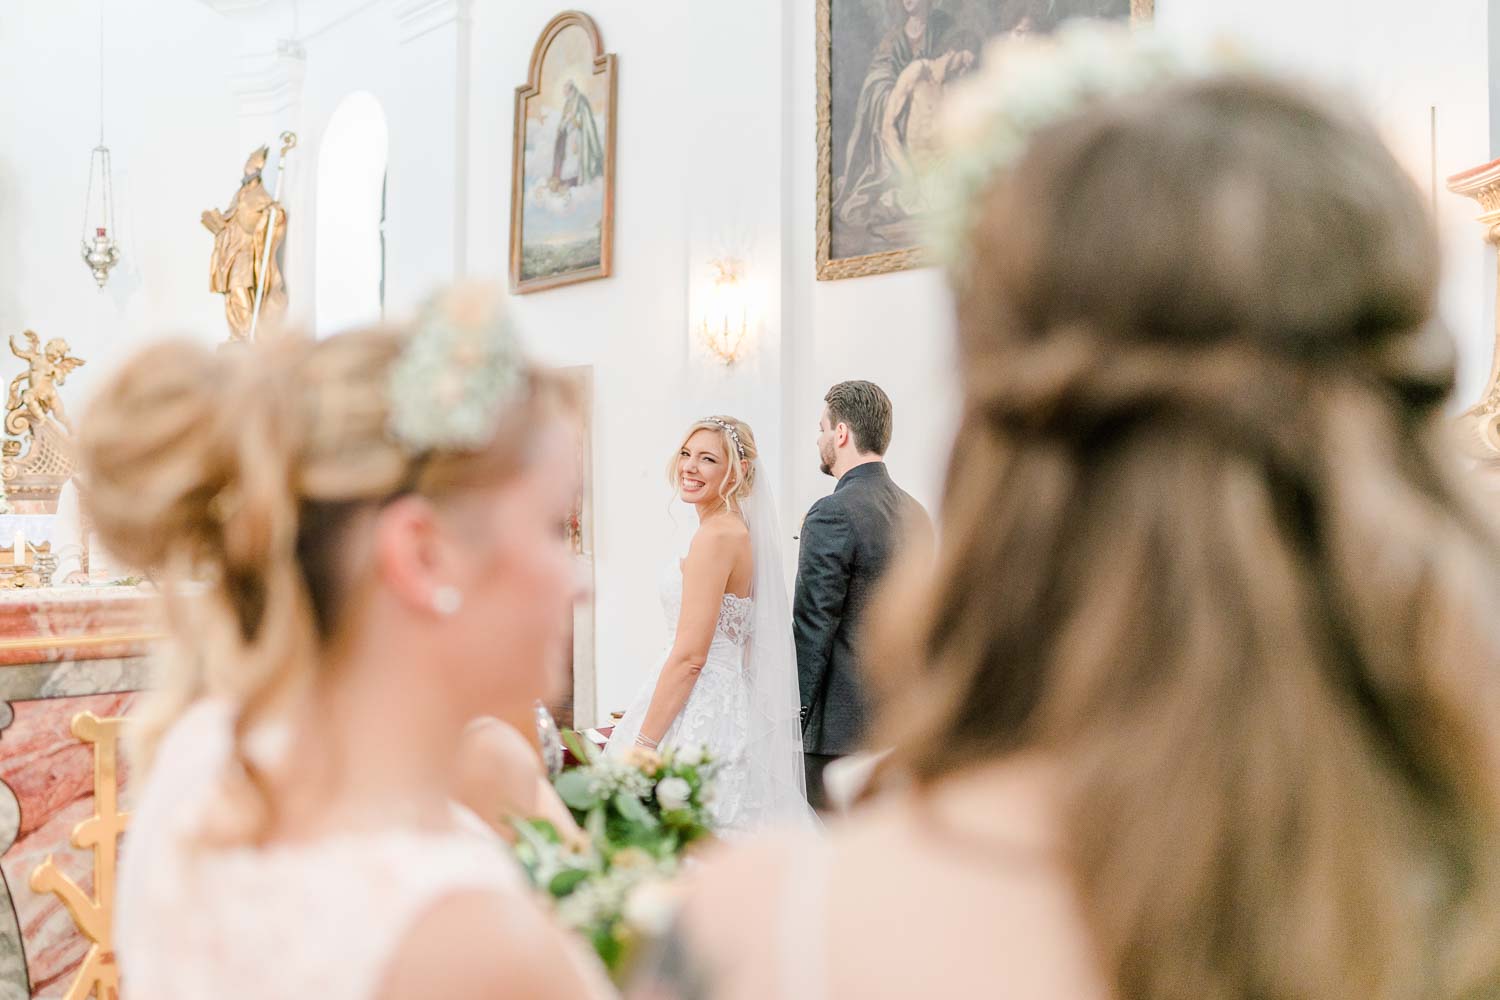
[634,734,660,749]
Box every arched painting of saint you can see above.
[818,0,1150,280]
[511,12,618,293]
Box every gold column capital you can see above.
[1446,157,1500,460]
[1448,157,1500,245]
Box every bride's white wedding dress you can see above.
[609,562,761,830]
[607,464,814,835]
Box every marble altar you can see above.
[0,586,158,1000]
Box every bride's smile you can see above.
[676,429,733,507]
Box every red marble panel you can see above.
[0,589,161,666]
[0,692,136,998]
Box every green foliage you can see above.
[507,745,720,981]
[554,769,601,811]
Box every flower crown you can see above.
[387,285,526,454]
[708,417,744,459]
[924,22,1241,271]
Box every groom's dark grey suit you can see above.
[794,462,930,809]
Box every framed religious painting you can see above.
[510,12,618,294]
[816,0,1154,280]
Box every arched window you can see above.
[316,91,388,336]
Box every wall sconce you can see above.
[699,258,750,364]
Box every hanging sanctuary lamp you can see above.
[80,0,120,289]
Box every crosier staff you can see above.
[249,130,297,342]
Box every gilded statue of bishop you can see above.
[201,145,288,342]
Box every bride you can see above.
[608,416,813,833]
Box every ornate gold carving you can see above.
[29,712,129,1000]
[1,330,84,511]
[7,332,84,438]
[1447,158,1500,461]
[814,0,1155,281]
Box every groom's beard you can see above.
[819,441,835,477]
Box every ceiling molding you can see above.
[230,41,307,119]
[392,0,471,44]
[197,0,279,13]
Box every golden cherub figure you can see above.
[7,331,85,437]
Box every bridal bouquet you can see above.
[510,734,718,976]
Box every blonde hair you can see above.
[78,291,572,843]
[870,78,1500,998]
[665,416,758,509]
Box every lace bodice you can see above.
[660,562,754,647]
[609,533,814,835]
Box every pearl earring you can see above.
[431,585,463,617]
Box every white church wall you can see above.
[1155,0,1493,407]
[0,0,1492,721]
[463,0,964,717]
[467,0,793,718]
[0,0,240,408]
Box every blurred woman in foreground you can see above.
[637,27,1500,1000]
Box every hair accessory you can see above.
[924,22,1241,271]
[388,285,525,454]
[708,417,744,459]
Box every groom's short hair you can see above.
[825,380,893,455]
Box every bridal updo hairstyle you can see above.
[667,416,758,509]
[871,77,1500,999]
[78,285,574,842]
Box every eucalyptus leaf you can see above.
[594,928,623,971]
[556,769,601,811]
[613,790,659,829]
[549,868,591,897]
[561,728,596,765]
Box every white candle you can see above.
[12,530,23,567]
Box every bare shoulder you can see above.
[678,830,815,949]
[636,831,828,998]
[454,718,542,834]
[463,717,541,768]
[687,516,750,562]
[697,513,750,544]
[377,889,611,1000]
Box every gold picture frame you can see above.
[510,11,618,294]
[815,0,1155,281]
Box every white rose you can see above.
[655,776,692,812]
[623,878,681,936]
[675,746,703,767]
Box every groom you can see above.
[794,381,930,810]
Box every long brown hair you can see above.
[78,286,573,844]
[871,76,1500,998]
